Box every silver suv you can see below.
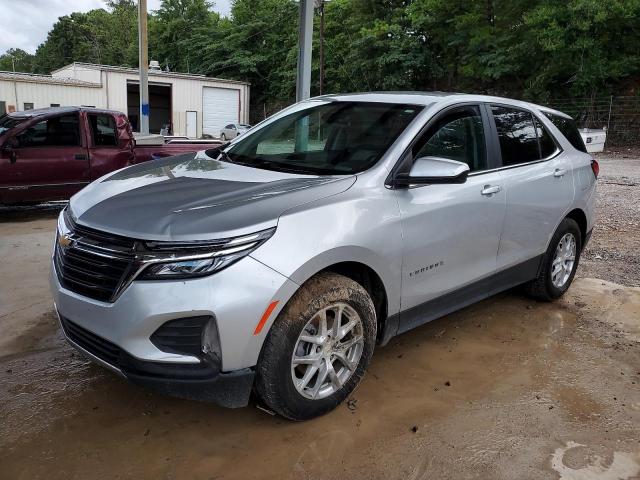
[51,93,597,420]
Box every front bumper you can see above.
[51,254,299,406]
[58,311,255,407]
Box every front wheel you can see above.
[220,133,226,141]
[255,272,377,420]
[526,217,582,301]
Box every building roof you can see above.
[52,62,250,86]
[0,71,101,87]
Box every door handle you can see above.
[481,185,502,196]
[74,153,87,160]
[553,168,566,177]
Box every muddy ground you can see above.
[0,153,638,480]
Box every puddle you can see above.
[551,441,640,480]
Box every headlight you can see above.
[138,228,275,280]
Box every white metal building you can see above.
[0,62,250,138]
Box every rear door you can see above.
[490,104,575,271]
[395,104,506,332]
[0,113,89,203]
[86,112,134,180]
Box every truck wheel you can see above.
[255,272,376,420]
[220,133,226,141]
[525,218,582,301]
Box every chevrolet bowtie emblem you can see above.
[58,233,74,249]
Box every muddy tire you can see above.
[525,218,582,301]
[255,272,376,421]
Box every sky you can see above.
[0,0,232,55]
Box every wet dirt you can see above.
[1,165,639,479]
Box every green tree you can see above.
[7,0,640,112]
[523,0,640,99]
[199,0,299,119]
[0,48,35,72]
[31,1,139,73]
[149,0,221,73]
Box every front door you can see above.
[186,111,197,138]
[0,113,89,203]
[394,104,506,333]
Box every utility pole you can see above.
[138,0,150,134]
[296,0,314,102]
[318,0,325,95]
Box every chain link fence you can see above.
[546,96,640,147]
[252,100,295,125]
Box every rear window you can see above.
[88,114,118,147]
[543,112,587,153]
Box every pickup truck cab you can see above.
[0,106,214,204]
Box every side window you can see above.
[534,117,558,158]
[88,114,118,147]
[543,112,587,153]
[16,114,80,147]
[413,105,488,172]
[491,106,539,166]
[23,102,34,111]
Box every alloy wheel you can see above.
[551,232,576,288]
[291,303,364,400]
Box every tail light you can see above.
[591,159,599,178]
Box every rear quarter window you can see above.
[543,112,587,153]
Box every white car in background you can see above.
[220,123,251,140]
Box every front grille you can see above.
[60,315,121,366]
[54,212,137,302]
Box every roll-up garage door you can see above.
[202,87,240,137]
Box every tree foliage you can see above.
[0,48,34,72]
[2,0,640,119]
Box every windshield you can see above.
[0,114,29,135]
[224,101,423,175]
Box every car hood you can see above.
[70,150,356,241]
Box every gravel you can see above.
[577,148,640,287]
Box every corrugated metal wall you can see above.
[104,71,250,137]
[0,81,103,112]
[1,66,250,138]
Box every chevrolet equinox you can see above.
[51,93,597,420]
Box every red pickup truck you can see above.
[0,106,218,204]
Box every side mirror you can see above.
[1,137,17,164]
[394,156,470,187]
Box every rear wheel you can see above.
[255,272,376,420]
[526,218,582,301]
